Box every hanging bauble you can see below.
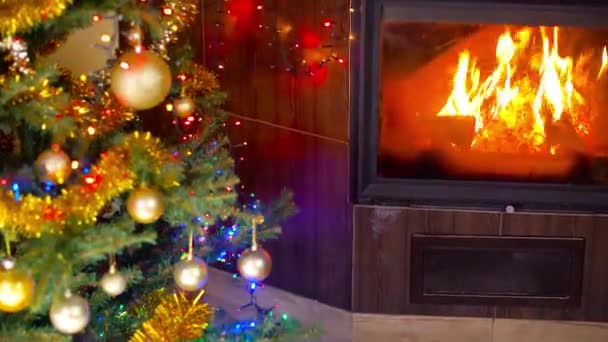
[173,96,196,118]
[100,269,128,297]
[126,26,144,47]
[126,187,165,224]
[35,144,71,184]
[0,258,35,313]
[173,257,208,292]
[50,292,90,335]
[237,247,272,282]
[110,50,172,110]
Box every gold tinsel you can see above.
[0,0,74,36]
[154,0,199,57]
[130,290,212,342]
[66,74,135,135]
[180,64,220,97]
[0,132,177,237]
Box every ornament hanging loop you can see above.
[187,229,194,261]
[108,254,117,273]
[251,215,264,251]
[3,234,11,258]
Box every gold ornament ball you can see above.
[100,270,128,297]
[237,247,272,282]
[50,294,90,335]
[35,145,71,184]
[127,187,165,224]
[0,259,35,313]
[173,97,196,118]
[173,257,208,292]
[253,215,265,225]
[110,50,172,110]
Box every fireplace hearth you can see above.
[352,0,608,210]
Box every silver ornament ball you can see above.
[173,257,208,292]
[50,294,90,335]
[100,270,128,297]
[237,247,272,282]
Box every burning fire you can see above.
[438,26,605,154]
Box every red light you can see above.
[187,116,195,122]
[235,121,241,126]
[84,176,95,184]
[295,43,300,48]
[92,15,101,22]
[338,58,345,64]
[323,20,332,28]
[163,7,173,15]
[0,179,7,186]
[177,74,187,81]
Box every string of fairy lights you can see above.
[204,0,352,76]
[197,0,354,330]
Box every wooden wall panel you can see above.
[353,206,499,316]
[202,0,350,141]
[198,0,352,309]
[353,206,608,322]
[497,214,608,322]
[228,120,351,309]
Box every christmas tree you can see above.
[0,0,307,340]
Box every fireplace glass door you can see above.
[380,21,608,183]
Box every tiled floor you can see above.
[206,267,608,342]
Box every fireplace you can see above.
[352,0,608,210]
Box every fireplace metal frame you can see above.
[351,0,608,210]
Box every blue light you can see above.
[82,167,90,174]
[11,183,20,201]
[250,322,256,328]
[193,216,202,223]
[215,169,223,175]
[250,282,256,290]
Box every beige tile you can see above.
[353,314,492,342]
[205,267,352,342]
[493,319,608,342]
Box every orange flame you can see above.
[438,26,594,153]
[598,46,607,80]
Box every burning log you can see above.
[380,25,507,158]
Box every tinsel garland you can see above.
[0,132,179,237]
[155,0,199,57]
[129,290,212,342]
[0,0,74,36]
[180,64,220,97]
[66,73,135,135]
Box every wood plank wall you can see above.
[354,206,608,322]
[197,0,353,310]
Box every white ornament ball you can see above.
[100,270,128,297]
[50,294,90,335]
[173,257,208,292]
